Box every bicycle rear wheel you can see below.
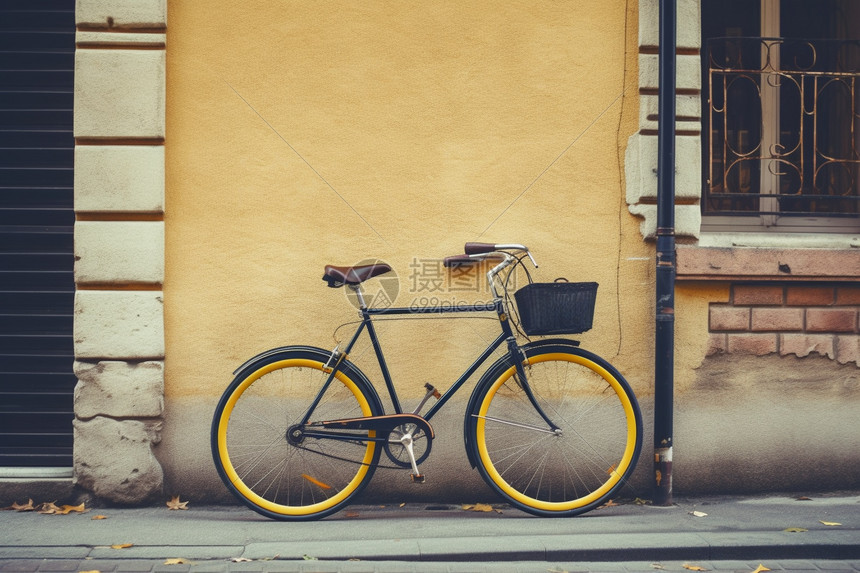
[211,347,382,520]
[467,342,642,516]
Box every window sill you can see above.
[677,241,860,282]
[696,232,860,249]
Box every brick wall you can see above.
[708,284,860,366]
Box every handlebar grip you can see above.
[443,254,477,268]
[464,242,497,255]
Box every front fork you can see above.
[507,337,561,433]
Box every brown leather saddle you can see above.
[322,262,392,288]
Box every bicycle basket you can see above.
[513,281,598,336]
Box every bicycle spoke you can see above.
[470,346,641,516]
[471,414,558,435]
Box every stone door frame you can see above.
[72,0,167,504]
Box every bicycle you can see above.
[211,242,642,520]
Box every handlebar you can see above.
[465,242,532,255]
[442,254,476,268]
[443,243,538,299]
[444,243,537,268]
[464,242,497,255]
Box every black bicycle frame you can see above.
[340,299,510,421]
[299,294,558,432]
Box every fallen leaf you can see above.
[230,557,252,563]
[689,510,708,517]
[166,496,189,510]
[79,570,101,573]
[399,503,406,507]
[92,515,108,520]
[599,499,619,509]
[750,565,771,573]
[783,527,808,533]
[164,558,189,565]
[37,501,62,514]
[796,496,812,501]
[344,510,360,518]
[682,565,708,571]
[819,520,842,526]
[462,503,494,512]
[57,503,87,515]
[652,564,666,570]
[302,554,318,561]
[111,543,133,549]
[8,499,34,512]
[633,497,652,505]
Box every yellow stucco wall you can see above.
[163,0,686,401]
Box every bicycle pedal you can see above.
[411,473,426,484]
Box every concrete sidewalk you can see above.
[0,493,858,572]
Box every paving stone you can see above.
[567,563,628,572]
[219,563,264,573]
[445,564,490,573]
[183,562,228,573]
[295,561,340,573]
[809,562,855,572]
[0,560,40,572]
[151,565,190,573]
[355,563,420,573]
[249,563,316,573]
[777,561,820,570]
[701,561,757,571]
[115,560,161,572]
[35,560,82,572]
[76,560,120,572]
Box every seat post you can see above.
[350,284,368,309]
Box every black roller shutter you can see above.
[0,1,75,467]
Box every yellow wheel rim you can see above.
[475,352,638,512]
[215,358,376,516]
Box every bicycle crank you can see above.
[383,421,432,474]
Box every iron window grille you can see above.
[704,37,860,230]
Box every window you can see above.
[702,0,860,233]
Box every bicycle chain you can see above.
[292,441,420,471]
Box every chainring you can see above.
[383,422,432,468]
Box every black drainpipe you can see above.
[654,0,677,506]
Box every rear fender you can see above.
[230,345,384,415]
[233,345,331,375]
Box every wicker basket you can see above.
[513,281,598,336]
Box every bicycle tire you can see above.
[211,347,383,520]
[466,341,642,516]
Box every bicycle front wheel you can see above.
[467,343,642,516]
[211,347,382,520]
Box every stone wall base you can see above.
[73,417,164,505]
